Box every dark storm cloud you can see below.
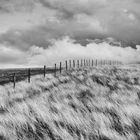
[1,0,140,51]
[0,5,10,13]
[38,0,107,19]
[0,25,67,51]
[0,16,106,51]
[36,0,140,45]
[0,0,36,13]
[0,0,140,66]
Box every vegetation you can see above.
[0,65,140,140]
[0,67,56,85]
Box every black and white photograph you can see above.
[0,0,140,140]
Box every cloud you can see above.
[0,37,139,68]
[0,15,106,51]
[27,37,140,66]
[1,0,140,47]
[0,0,36,13]
[37,0,140,44]
[39,0,107,19]
[0,0,140,67]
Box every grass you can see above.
[0,65,140,140]
[0,67,57,85]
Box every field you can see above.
[0,64,140,140]
[0,67,57,85]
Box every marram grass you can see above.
[0,65,140,140]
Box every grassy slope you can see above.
[0,65,140,140]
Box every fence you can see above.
[0,59,122,88]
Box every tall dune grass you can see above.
[0,65,140,140]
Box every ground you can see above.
[0,64,140,140]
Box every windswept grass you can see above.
[0,65,140,140]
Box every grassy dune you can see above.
[0,65,140,140]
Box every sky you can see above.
[0,0,140,68]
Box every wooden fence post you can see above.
[96,59,98,66]
[84,59,86,67]
[44,65,46,77]
[77,60,79,69]
[86,60,88,67]
[28,68,31,83]
[65,60,68,71]
[92,60,94,67]
[13,73,16,88]
[73,60,75,68]
[55,64,56,77]
[60,62,62,74]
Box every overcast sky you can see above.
[0,0,140,67]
